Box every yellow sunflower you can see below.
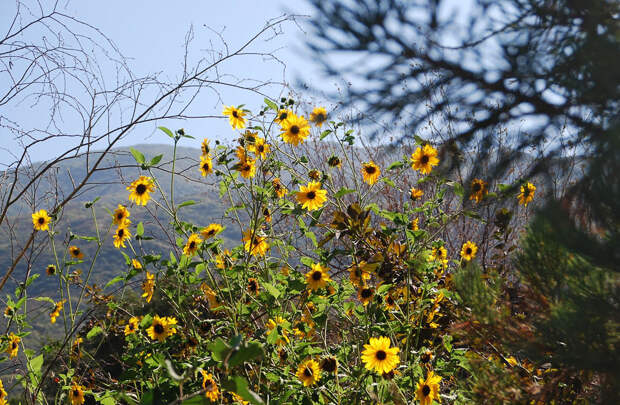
[309,107,328,127]
[69,245,84,260]
[199,154,213,177]
[142,272,155,303]
[266,316,290,346]
[308,169,321,181]
[68,383,85,405]
[124,316,139,336]
[248,136,270,159]
[242,229,269,256]
[112,204,130,226]
[296,181,327,211]
[361,161,381,185]
[518,182,536,207]
[358,286,375,306]
[183,233,202,257]
[429,246,448,267]
[222,105,247,129]
[460,240,478,261]
[49,300,66,324]
[296,359,321,386]
[410,187,424,201]
[6,333,20,358]
[349,262,372,287]
[272,178,287,198]
[247,278,260,295]
[280,113,310,146]
[45,264,57,276]
[201,283,221,310]
[131,259,142,269]
[274,109,293,124]
[113,225,131,249]
[361,336,400,374]
[147,315,177,342]
[415,370,442,405]
[201,223,223,240]
[327,155,342,168]
[411,218,420,231]
[201,138,211,156]
[0,379,7,405]
[200,370,220,402]
[127,176,155,206]
[32,209,51,231]
[263,207,271,223]
[470,178,488,203]
[236,158,256,179]
[410,144,439,175]
[383,294,397,311]
[305,262,331,291]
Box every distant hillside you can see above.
[0,143,240,299]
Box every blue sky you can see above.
[0,1,325,164]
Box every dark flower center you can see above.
[11,342,17,349]
[249,280,258,292]
[129,323,135,330]
[117,213,124,220]
[38,217,45,224]
[312,271,322,281]
[422,385,431,396]
[290,125,300,135]
[303,367,313,377]
[466,248,472,255]
[279,112,287,120]
[421,353,431,363]
[154,324,164,334]
[232,111,238,118]
[473,183,481,192]
[136,184,147,195]
[386,296,394,305]
[306,191,316,200]
[258,145,264,152]
[321,358,337,372]
[189,241,196,250]
[73,390,80,397]
[361,289,373,298]
[375,350,387,360]
[365,166,376,174]
[118,229,124,237]
[421,155,429,164]
[203,163,210,170]
[207,229,215,236]
[316,113,325,121]
[205,380,214,390]
[73,249,80,255]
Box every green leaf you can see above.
[105,276,124,289]
[262,282,280,299]
[382,177,396,187]
[300,257,314,267]
[150,154,163,166]
[335,187,356,198]
[30,354,44,374]
[387,160,404,170]
[227,341,263,368]
[319,129,332,140]
[129,147,145,165]
[222,376,265,405]
[208,338,230,362]
[136,222,144,237]
[264,98,278,111]
[305,231,318,247]
[25,274,39,288]
[178,200,196,208]
[86,326,103,339]
[158,126,175,138]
